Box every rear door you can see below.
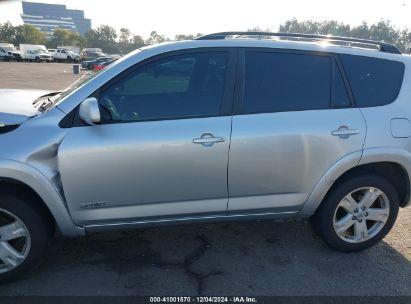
[228,49,366,214]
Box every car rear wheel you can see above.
[0,190,54,282]
[311,174,399,252]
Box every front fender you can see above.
[0,159,85,236]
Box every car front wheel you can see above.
[311,174,399,252]
[0,189,54,282]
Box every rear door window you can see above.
[340,54,404,107]
[242,51,332,114]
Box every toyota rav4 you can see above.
[0,32,410,281]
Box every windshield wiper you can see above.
[38,98,54,112]
[33,91,63,112]
[32,91,62,105]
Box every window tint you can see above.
[340,54,404,107]
[333,62,351,107]
[98,52,228,122]
[243,52,331,114]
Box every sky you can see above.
[0,0,411,39]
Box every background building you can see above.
[21,1,91,37]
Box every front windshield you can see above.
[47,56,127,108]
[48,70,101,105]
[36,47,145,111]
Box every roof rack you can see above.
[195,31,402,54]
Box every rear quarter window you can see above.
[340,54,404,107]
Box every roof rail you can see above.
[195,31,402,54]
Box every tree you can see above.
[131,35,144,45]
[146,31,167,44]
[117,28,135,54]
[279,19,351,36]
[398,30,411,52]
[350,22,370,39]
[13,24,46,45]
[369,20,399,44]
[48,28,85,48]
[0,22,16,43]
[279,18,410,52]
[96,25,117,42]
[119,28,131,44]
[85,25,119,53]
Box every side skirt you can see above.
[84,211,300,233]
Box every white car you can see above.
[52,49,80,63]
[24,49,53,62]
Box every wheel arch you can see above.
[0,159,85,236]
[300,148,411,217]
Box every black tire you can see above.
[311,174,399,252]
[66,56,72,63]
[0,189,54,283]
[35,57,40,63]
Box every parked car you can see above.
[92,59,115,71]
[0,32,410,281]
[52,49,80,63]
[24,49,53,62]
[0,43,22,61]
[59,46,80,56]
[80,48,104,61]
[0,46,13,61]
[81,56,112,70]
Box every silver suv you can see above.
[0,32,410,281]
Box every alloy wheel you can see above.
[333,187,390,243]
[0,208,31,273]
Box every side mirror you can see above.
[79,97,100,125]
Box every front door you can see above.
[58,49,236,226]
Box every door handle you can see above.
[332,126,360,139]
[193,133,226,146]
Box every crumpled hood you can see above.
[0,89,51,125]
